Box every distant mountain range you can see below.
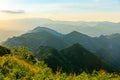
[0,18,120,37]
[2,26,120,71]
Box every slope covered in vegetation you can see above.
[0,46,120,80]
[36,44,117,73]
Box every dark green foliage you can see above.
[10,47,36,63]
[0,45,10,56]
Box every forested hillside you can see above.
[0,46,120,80]
[3,27,120,70]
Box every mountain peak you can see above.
[66,31,90,39]
[32,26,51,32]
[30,26,63,38]
[67,43,83,48]
[63,43,90,54]
[70,31,80,34]
[61,43,116,72]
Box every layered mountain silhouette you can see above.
[3,26,120,71]
[35,46,69,72]
[1,18,120,37]
[35,44,116,73]
[4,27,67,51]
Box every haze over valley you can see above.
[0,18,120,43]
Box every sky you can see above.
[0,0,120,22]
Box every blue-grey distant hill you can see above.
[1,18,120,37]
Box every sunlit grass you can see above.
[0,47,120,80]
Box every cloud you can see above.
[1,10,25,14]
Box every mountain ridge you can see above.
[35,43,117,73]
[2,26,120,71]
[1,18,120,37]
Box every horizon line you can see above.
[0,17,120,23]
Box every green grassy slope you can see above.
[0,46,120,80]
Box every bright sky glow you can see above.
[0,0,120,21]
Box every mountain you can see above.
[3,27,67,51]
[63,31,98,51]
[4,27,116,73]
[34,44,117,73]
[30,27,63,38]
[3,27,120,71]
[64,32,120,69]
[1,18,120,37]
[96,48,120,70]
[60,43,116,73]
[35,46,70,72]
[0,46,120,79]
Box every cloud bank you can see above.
[1,10,25,14]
